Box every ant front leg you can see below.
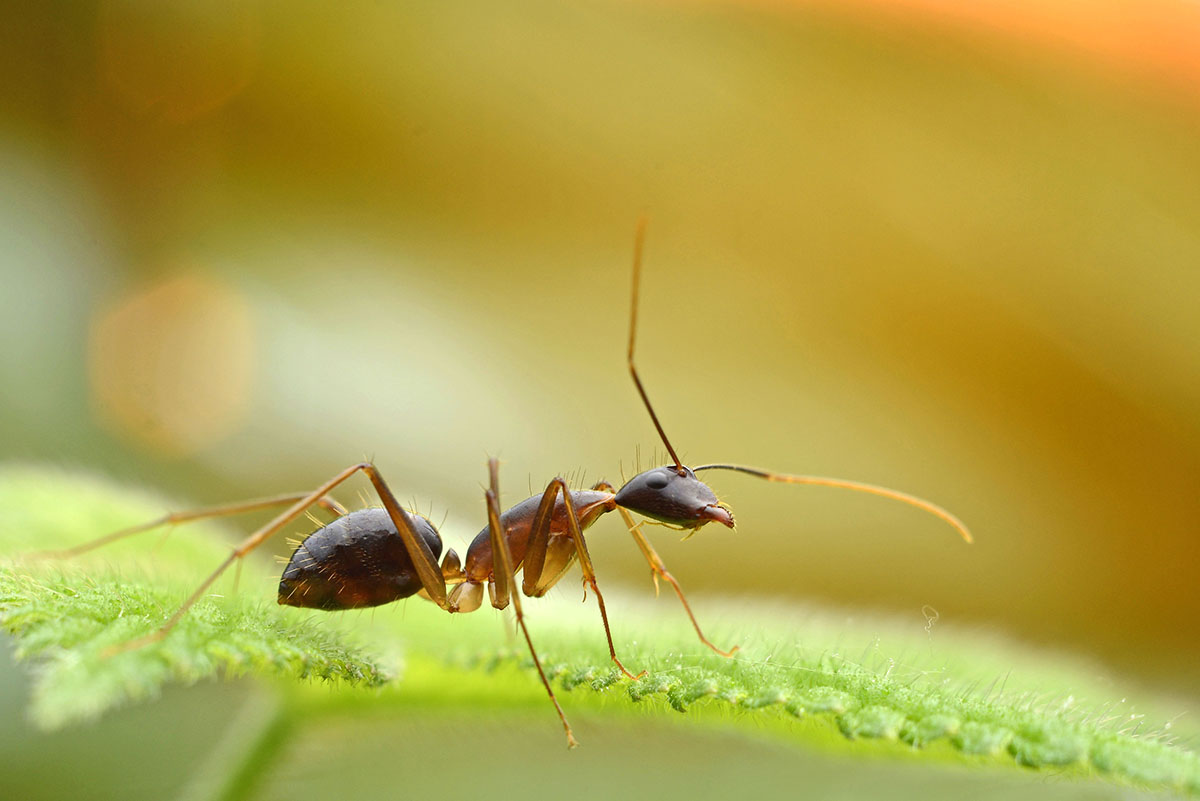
[523,478,644,680]
[595,482,739,659]
[484,459,578,749]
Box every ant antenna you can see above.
[628,217,684,473]
[693,464,974,543]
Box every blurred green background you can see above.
[2,0,1198,798]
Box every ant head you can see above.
[614,465,734,530]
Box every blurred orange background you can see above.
[2,0,1198,703]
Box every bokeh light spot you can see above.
[89,271,255,458]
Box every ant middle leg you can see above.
[522,477,644,680]
[484,458,578,748]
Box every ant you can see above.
[36,220,972,748]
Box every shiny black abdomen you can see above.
[278,507,443,610]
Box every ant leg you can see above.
[484,459,578,749]
[107,462,446,655]
[27,493,347,560]
[596,480,739,659]
[523,478,643,680]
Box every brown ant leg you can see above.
[595,479,739,659]
[523,478,644,680]
[106,462,445,656]
[485,459,578,749]
[28,493,347,561]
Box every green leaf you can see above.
[0,466,391,729]
[1,464,1198,797]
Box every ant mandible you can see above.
[41,220,972,748]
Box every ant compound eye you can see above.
[645,473,670,490]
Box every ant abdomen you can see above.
[278,508,443,610]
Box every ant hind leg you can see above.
[27,492,347,561]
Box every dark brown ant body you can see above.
[37,221,971,748]
[278,507,443,611]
